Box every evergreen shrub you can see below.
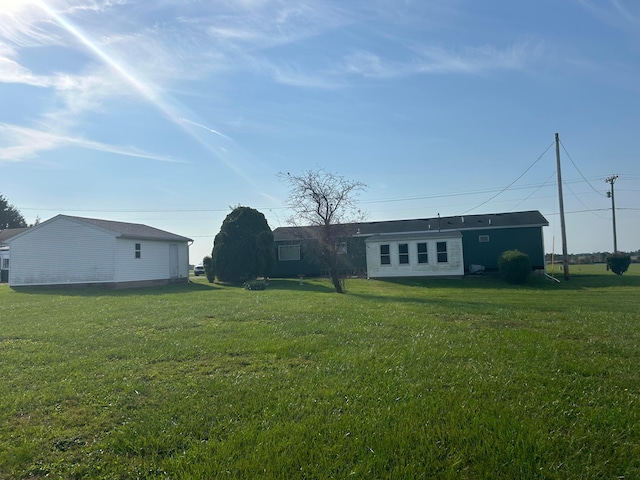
[212,206,275,284]
[202,256,215,283]
[498,249,531,284]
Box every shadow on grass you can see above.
[266,278,336,293]
[371,274,539,290]
[9,280,221,297]
[372,271,640,291]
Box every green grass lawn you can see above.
[1,265,639,479]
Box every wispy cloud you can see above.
[265,61,347,89]
[0,43,49,86]
[414,42,540,74]
[340,42,542,80]
[577,0,640,28]
[200,1,351,51]
[610,0,640,24]
[342,51,398,79]
[0,0,547,171]
[0,123,183,163]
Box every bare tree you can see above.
[280,169,366,293]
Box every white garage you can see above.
[7,215,192,288]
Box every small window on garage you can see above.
[135,243,141,259]
[479,235,490,243]
[2,258,8,269]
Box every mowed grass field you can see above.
[1,265,639,479]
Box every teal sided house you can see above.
[271,210,548,278]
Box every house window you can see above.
[417,242,428,264]
[336,242,348,255]
[398,243,409,264]
[135,243,141,259]
[380,244,391,265]
[1,258,8,269]
[437,241,448,263]
[278,244,301,261]
[479,235,490,243]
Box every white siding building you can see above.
[7,215,192,288]
[0,227,27,283]
[365,231,464,279]
[0,246,9,282]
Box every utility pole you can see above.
[606,175,619,253]
[555,133,569,280]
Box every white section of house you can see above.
[365,231,464,278]
[7,215,192,287]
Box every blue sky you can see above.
[1,0,639,264]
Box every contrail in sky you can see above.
[180,118,232,141]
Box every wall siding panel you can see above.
[9,218,116,286]
[115,239,170,282]
[114,240,190,282]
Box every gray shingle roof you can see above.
[60,215,192,242]
[365,230,462,243]
[0,227,29,243]
[273,210,548,241]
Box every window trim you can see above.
[135,243,141,259]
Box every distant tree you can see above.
[0,194,27,229]
[498,250,531,284]
[607,252,631,275]
[212,206,275,284]
[280,169,366,293]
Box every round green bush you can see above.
[498,250,531,284]
[606,252,631,275]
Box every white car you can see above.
[193,265,205,276]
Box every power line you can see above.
[17,172,635,217]
[563,180,609,220]
[459,141,555,214]
[559,139,607,197]
[508,170,556,212]
[17,179,614,217]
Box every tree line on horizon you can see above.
[546,251,639,264]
